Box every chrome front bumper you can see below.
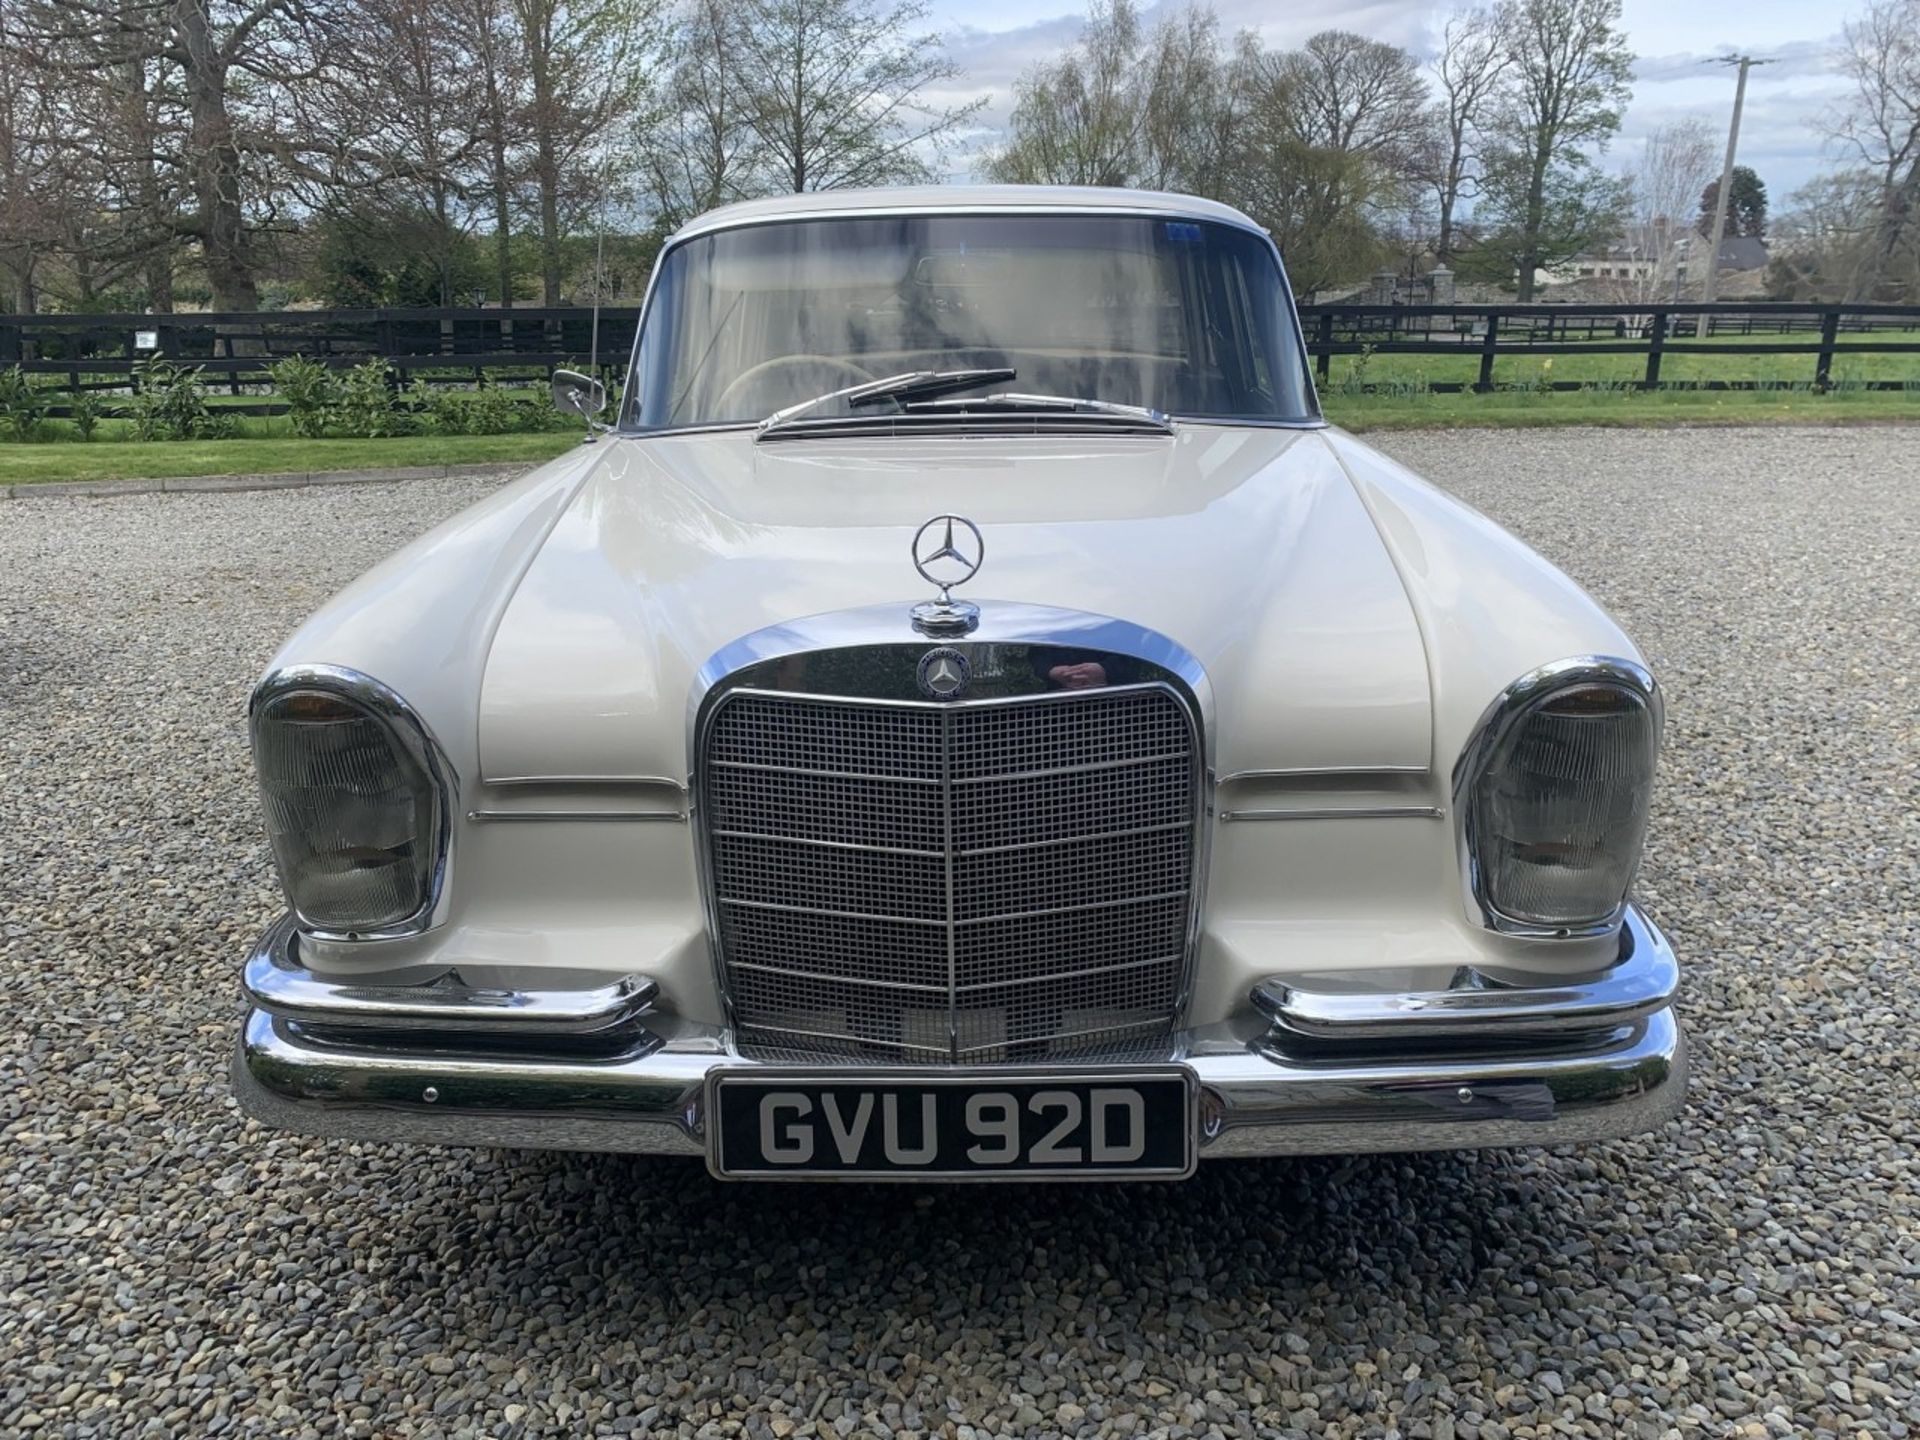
[232,909,1687,1162]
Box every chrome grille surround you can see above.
[690,604,1212,1065]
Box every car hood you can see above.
[478,425,1432,781]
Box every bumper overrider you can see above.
[232,908,1686,1168]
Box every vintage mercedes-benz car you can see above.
[232,186,1685,1180]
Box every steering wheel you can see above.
[717,354,877,414]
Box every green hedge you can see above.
[0,358,588,444]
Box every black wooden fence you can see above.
[1295,301,1920,392]
[2,300,1918,409]
[0,307,642,412]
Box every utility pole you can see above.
[1702,55,1772,304]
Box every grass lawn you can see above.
[3,384,1917,486]
[0,430,581,485]
[1323,386,1920,430]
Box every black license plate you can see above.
[707,1070,1196,1180]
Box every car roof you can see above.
[671,185,1266,242]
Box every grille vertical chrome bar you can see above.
[699,681,1200,1063]
[940,705,958,1057]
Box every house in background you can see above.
[1544,229,1771,300]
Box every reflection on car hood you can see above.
[478,425,1433,781]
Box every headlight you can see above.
[250,668,450,938]
[1455,658,1660,937]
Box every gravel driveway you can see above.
[3,426,1915,1440]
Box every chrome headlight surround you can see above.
[1452,656,1662,940]
[248,664,456,942]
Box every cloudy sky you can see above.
[918,0,1863,204]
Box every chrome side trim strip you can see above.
[468,810,685,823]
[1250,907,1678,1042]
[485,775,688,791]
[243,916,658,1036]
[1219,765,1430,783]
[1221,806,1444,823]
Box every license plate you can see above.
[706,1070,1196,1181]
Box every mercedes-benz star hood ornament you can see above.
[910,514,983,636]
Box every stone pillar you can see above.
[1371,269,1399,304]
[1428,266,1455,306]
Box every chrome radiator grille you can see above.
[701,685,1198,1062]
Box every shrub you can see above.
[127,357,231,441]
[333,358,412,438]
[0,365,49,442]
[268,356,336,437]
[408,372,575,435]
[1334,343,1375,396]
[67,389,106,441]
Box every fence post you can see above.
[1476,312,1500,392]
[1315,311,1333,383]
[1644,311,1668,390]
[1815,308,1840,391]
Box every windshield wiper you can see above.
[757,368,1015,436]
[902,392,1174,433]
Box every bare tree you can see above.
[512,0,657,302]
[1264,30,1428,163]
[728,0,984,194]
[1424,7,1511,260]
[638,0,765,229]
[0,23,71,311]
[989,1,1247,195]
[990,0,1146,187]
[1766,170,1887,299]
[0,0,449,311]
[1831,0,1920,298]
[1135,7,1242,194]
[332,0,495,305]
[459,0,527,306]
[1607,115,1718,302]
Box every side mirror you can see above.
[551,369,608,420]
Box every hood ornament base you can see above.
[911,597,980,637]
[910,515,984,636]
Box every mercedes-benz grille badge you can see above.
[910,514,984,637]
[916,646,971,701]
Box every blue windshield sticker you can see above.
[1164,222,1204,243]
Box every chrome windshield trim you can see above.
[249,663,458,943]
[1450,656,1663,941]
[617,203,1323,433]
[667,198,1277,246]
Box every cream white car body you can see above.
[233,187,1684,1175]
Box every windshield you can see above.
[627,213,1318,430]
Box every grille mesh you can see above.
[703,685,1198,1062]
